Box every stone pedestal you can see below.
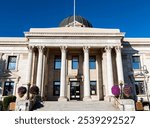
[58,97,68,102]
[104,96,113,102]
[83,96,92,101]
[118,99,135,111]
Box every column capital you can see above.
[115,46,121,53]
[105,46,113,53]
[60,46,67,53]
[37,46,45,53]
[27,46,34,52]
[83,46,90,53]
[0,53,4,59]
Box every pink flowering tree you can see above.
[111,85,121,98]
[123,85,132,98]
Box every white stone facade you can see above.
[0,27,150,102]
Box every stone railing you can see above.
[111,96,135,111]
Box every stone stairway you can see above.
[34,101,119,111]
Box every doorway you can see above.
[70,81,80,100]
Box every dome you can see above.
[59,15,93,28]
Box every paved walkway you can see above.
[34,101,119,111]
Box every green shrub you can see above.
[0,101,2,111]
[2,95,16,111]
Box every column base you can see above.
[58,96,68,102]
[83,96,92,101]
[104,96,113,102]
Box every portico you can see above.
[24,26,125,101]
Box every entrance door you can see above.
[70,81,80,100]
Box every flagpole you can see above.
[73,0,76,27]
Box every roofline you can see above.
[123,38,150,46]
[0,37,28,45]
[24,27,125,37]
[0,37,27,42]
[124,38,150,42]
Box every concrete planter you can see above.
[118,99,135,111]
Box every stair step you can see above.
[34,101,119,111]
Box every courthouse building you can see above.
[0,16,150,101]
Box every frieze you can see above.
[28,38,121,47]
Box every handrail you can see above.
[113,97,125,111]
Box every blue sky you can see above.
[0,0,150,37]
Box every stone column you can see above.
[26,46,34,84]
[83,46,91,101]
[58,46,67,101]
[36,46,44,93]
[115,46,124,84]
[105,46,114,96]
[41,48,47,98]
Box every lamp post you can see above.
[119,81,124,99]
[26,83,31,100]
[140,65,150,110]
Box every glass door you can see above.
[70,81,80,100]
[3,81,14,96]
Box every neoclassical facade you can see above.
[0,16,150,101]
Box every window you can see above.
[3,81,14,96]
[89,56,96,69]
[54,56,61,70]
[132,56,140,69]
[72,56,79,69]
[7,56,17,70]
[90,81,97,95]
[53,81,60,96]
[0,60,4,74]
[135,81,145,95]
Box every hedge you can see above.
[2,95,16,111]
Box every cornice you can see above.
[24,32,125,38]
[122,41,150,46]
[0,37,28,45]
[0,42,28,45]
[123,38,150,44]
